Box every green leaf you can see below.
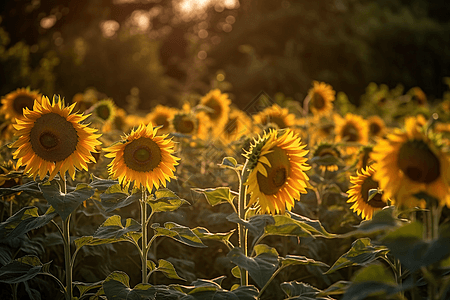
[93,215,141,240]
[100,184,141,213]
[345,206,400,237]
[289,212,337,238]
[147,189,189,213]
[280,281,330,299]
[219,157,240,170]
[102,271,158,300]
[0,206,57,241]
[310,155,344,167]
[231,266,241,279]
[227,245,279,288]
[89,175,119,191]
[280,255,329,269]
[317,281,351,297]
[0,260,42,284]
[0,180,41,196]
[265,215,314,239]
[74,280,103,297]
[227,213,274,246]
[151,222,206,248]
[325,238,388,274]
[149,259,184,280]
[39,180,95,220]
[192,227,235,243]
[193,187,235,206]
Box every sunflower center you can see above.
[263,115,287,129]
[154,115,170,129]
[312,93,325,109]
[361,176,385,208]
[318,149,336,157]
[369,122,381,136]
[342,123,359,142]
[123,137,162,172]
[225,118,237,135]
[39,132,59,150]
[30,113,78,162]
[205,98,222,120]
[177,117,195,133]
[13,95,35,114]
[257,146,290,195]
[397,140,440,184]
[97,105,110,120]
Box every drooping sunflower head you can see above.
[347,164,387,220]
[308,81,335,117]
[253,104,296,131]
[145,105,178,134]
[335,113,369,154]
[367,115,386,138]
[244,129,310,215]
[408,87,427,106]
[219,108,252,145]
[90,99,117,123]
[1,88,42,121]
[371,123,450,208]
[0,160,22,188]
[312,142,342,172]
[198,89,231,134]
[104,123,180,191]
[10,95,102,180]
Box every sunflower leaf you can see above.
[89,175,119,191]
[325,238,388,274]
[264,215,315,239]
[0,180,41,197]
[0,206,57,241]
[148,259,185,281]
[146,189,190,213]
[280,255,329,269]
[151,222,206,248]
[280,281,329,299]
[0,260,42,284]
[192,227,235,244]
[193,187,235,207]
[100,184,141,213]
[39,180,95,221]
[93,215,141,240]
[219,157,240,170]
[227,245,279,288]
[74,280,103,297]
[289,212,337,238]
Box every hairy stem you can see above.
[238,160,250,286]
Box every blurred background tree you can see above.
[0,0,449,110]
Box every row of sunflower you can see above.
[0,82,450,299]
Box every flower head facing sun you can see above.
[198,89,231,135]
[1,88,42,121]
[347,164,387,220]
[104,123,180,191]
[91,99,117,123]
[253,104,296,130]
[312,142,342,172]
[371,122,450,208]
[244,129,310,215]
[145,105,178,134]
[220,108,252,144]
[335,113,369,154]
[10,95,102,180]
[367,115,386,138]
[308,81,335,117]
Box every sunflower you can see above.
[367,115,386,138]
[307,81,335,117]
[219,108,252,144]
[312,142,342,172]
[90,99,117,123]
[145,105,178,134]
[244,129,310,215]
[0,160,21,188]
[371,122,450,208]
[198,89,231,135]
[171,111,209,140]
[347,164,387,220]
[355,146,375,170]
[104,123,179,191]
[10,95,102,180]
[1,88,42,121]
[408,87,427,106]
[335,113,369,154]
[253,104,296,131]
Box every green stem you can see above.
[60,175,73,300]
[140,187,148,284]
[258,267,284,298]
[238,160,250,286]
[12,283,18,300]
[39,272,67,297]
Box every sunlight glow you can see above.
[175,0,239,20]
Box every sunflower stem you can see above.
[60,175,73,300]
[140,187,149,284]
[238,160,250,286]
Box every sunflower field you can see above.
[1,80,450,300]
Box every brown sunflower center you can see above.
[263,115,287,129]
[154,115,170,129]
[318,149,336,157]
[225,118,238,135]
[123,137,162,172]
[257,146,290,195]
[176,116,195,134]
[397,140,440,184]
[13,95,35,115]
[30,113,78,162]
[205,98,222,120]
[312,92,325,110]
[341,123,359,142]
[361,176,385,208]
[369,122,381,136]
[96,105,111,120]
